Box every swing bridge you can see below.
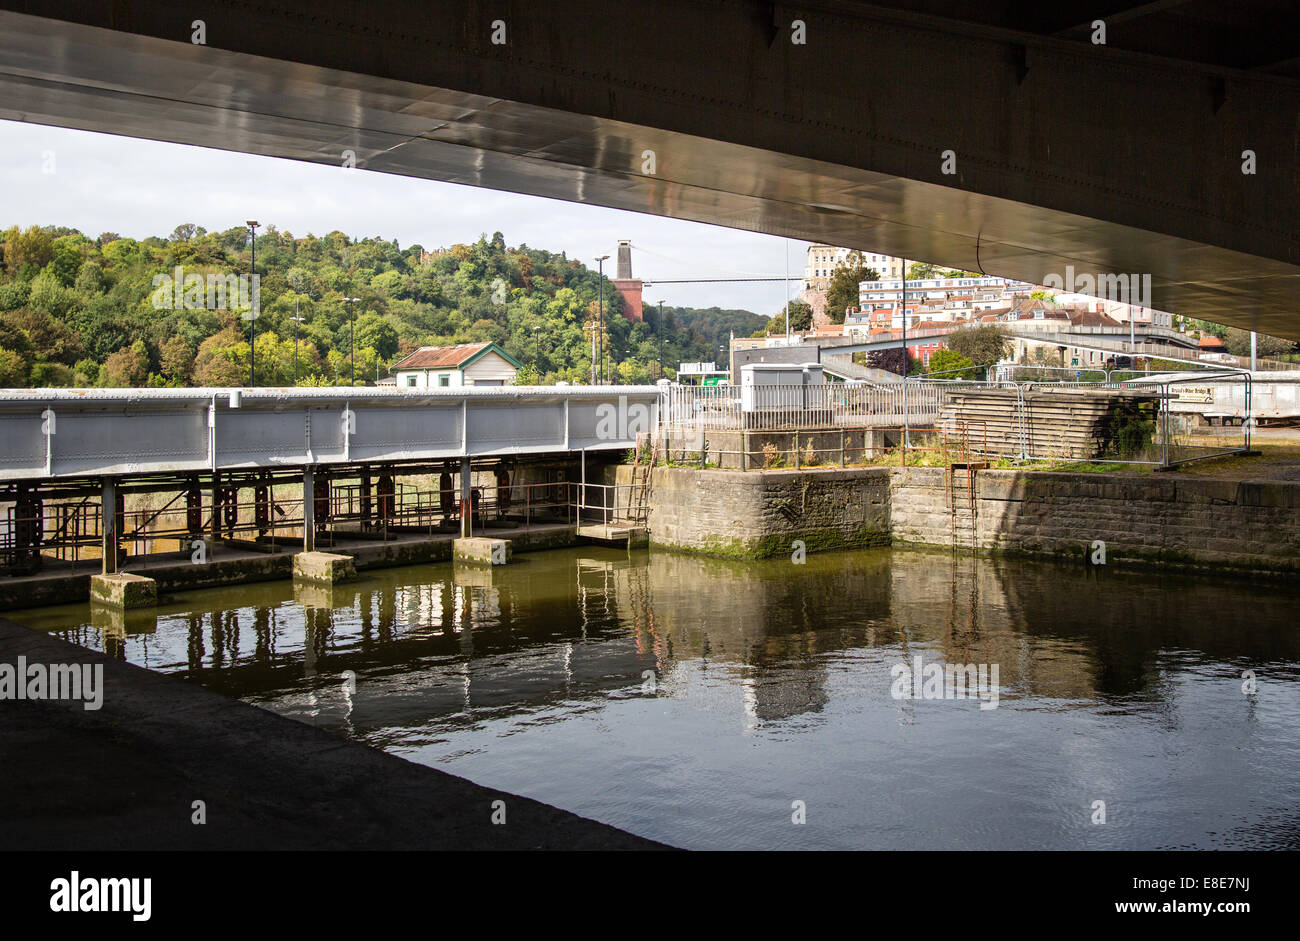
[0,386,661,587]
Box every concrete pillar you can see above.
[101,477,117,575]
[460,456,472,538]
[302,465,316,552]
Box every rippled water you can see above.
[14,547,1300,850]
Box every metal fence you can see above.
[659,381,947,431]
[656,371,1255,469]
[918,370,1253,467]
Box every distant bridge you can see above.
[813,323,1200,358]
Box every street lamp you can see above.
[343,296,361,386]
[246,221,259,385]
[595,255,609,384]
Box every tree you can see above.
[926,348,978,379]
[0,347,28,385]
[160,335,194,382]
[825,252,879,325]
[169,223,205,242]
[47,235,89,287]
[1222,327,1294,359]
[101,340,150,387]
[193,328,248,385]
[865,347,911,377]
[906,261,938,280]
[945,325,1010,367]
[767,300,813,335]
[0,219,776,390]
[2,225,54,276]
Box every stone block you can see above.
[90,573,157,609]
[292,551,357,584]
[453,537,512,565]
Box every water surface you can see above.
[14,547,1300,850]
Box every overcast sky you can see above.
[0,119,809,316]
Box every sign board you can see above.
[1174,385,1215,404]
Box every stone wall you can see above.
[641,466,891,558]
[640,464,1300,573]
[890,467,1300,574]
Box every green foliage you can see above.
[1113,413,1156,459]
[945,325,1010,367]
[1222,327,1294,359]
[766,300,813,334]
[925,348,978,379]
[0,223,766,388]
[825,252,880,325]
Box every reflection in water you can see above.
[16,547,1300,850]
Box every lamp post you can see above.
[246,220,259,385]
[343,296,361,386]
[595,254,609,384]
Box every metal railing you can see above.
[660,381,946,431]
[0,478,580,573]
[572,482,648,527]
[655,369,1256,470]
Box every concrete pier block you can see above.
[292,551,357,584]
[453,537,512,565]
[90,573,158,609]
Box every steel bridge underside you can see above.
[1,1,1299,335]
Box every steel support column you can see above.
[459,457,472,538]
[302,465,315,552]
[101,477,117,575]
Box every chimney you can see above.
[617,239,632,280]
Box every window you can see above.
[438,375,450,387]
[406,375,417,387]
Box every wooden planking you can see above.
[937,388,1160,460]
